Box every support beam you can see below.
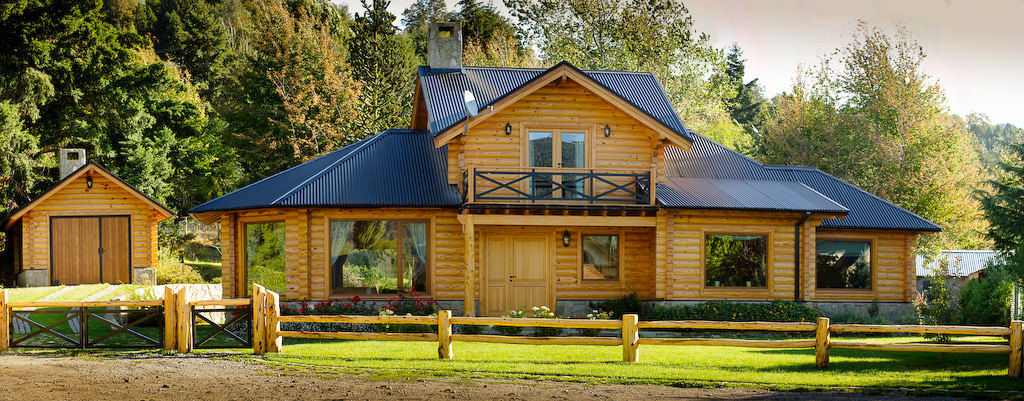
[460,214,655,227]
[462,214,476,317]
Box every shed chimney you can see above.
[59,148,87,180]
[428,22,462,69]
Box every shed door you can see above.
[50,216,131,285]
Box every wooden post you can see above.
[0,289,9,351]
[622,314,639,362]
[176,286,193,353]
[462,214,476,317]
[266,290,282,353]
[252,284,266,355]
[1009,320,1022,377]
[437,310,453,360]
[468,164,476,203]
[815,317,830,369]
[163,285,177,351]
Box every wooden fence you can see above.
[2,285,1023,378]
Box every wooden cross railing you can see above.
[464,167,652,205]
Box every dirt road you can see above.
[0,353,966,400]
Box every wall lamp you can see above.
[505,122,512,135]
[562,230,572,247]
[603,124,611,137]
[86,174,93,189]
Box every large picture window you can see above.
[245,221,286,296]
[704,234,768,288]
[330,220,428,295]
[816,240,871,289]
[581,234,619,281]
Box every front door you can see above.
[482,232,551,316]
[50,216,131,285]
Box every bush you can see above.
[495,308,525,336]
[456,324,485,334]
[579,310,612,336]
[588,293,644,318]
[280,293,439,333]
[648,300,820,322]
[960,264,1013,326]
[155,257,204,284]
[530,306,562,337]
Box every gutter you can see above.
[795,212,812,302]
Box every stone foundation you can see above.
[133,267,156,285]
[16,269,48,287]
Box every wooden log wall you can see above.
[813,229,917,302]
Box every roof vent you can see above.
[428,22,462,69]
[59,148,87,180]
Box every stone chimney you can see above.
[428,22,462,69]
[59,148,87,180]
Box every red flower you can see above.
[352,295,361,303]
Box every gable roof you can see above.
[4,162,174,230]
[418,62,692,148]
[662,132,942,232]
[189,130,461,216]
[916,250,1000,277]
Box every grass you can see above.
[184,260,222,282]
[47,284,110,302]
[254,335,1024,396]
[4,286,64,302]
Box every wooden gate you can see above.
[50,215,131,285]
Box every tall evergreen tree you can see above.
[979,141,1024,278]
[723,44,766,131]
[402,0,451,61]
[349,0,416,137]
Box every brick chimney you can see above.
[59,148,87,180]
[428,22,462,69]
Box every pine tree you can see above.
[349,0,416,137]
[979,141,1024,278]
[723,44,765,131]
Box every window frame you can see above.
[238,217,286,297]
[326,218,432,297]
[814,235,877,293]
[578,230,625,285]
[700,230,773,292]
[519,123,596,170]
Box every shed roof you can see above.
[916,250,1001,277]
[189,129,461,214]
[662,132,942,231]
[418,62,692,143]
[4,162,174,230]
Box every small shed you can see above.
[3,150,174,286]
[915,250,1001,293]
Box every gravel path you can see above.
[0,353,972,401]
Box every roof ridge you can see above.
[797,167,942,231]
[456,65,659,76]
[269,131,389,206]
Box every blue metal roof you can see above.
[418,62,692,142]
[916,250,1000,277]
[189,130,460,213]
[657,177,848,214]
[662,131,942,232]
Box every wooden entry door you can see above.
[482,232,551,316]
[51,216,131,285]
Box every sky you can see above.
[336,0,1024,127]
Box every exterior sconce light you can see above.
[505,122,512,135]
[562,230,571,247]
[603,124,611,137]
[86,174,93,189]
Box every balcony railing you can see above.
[463,167,653,205]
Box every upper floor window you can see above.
[527,130,587,198]
[816,240,871,289]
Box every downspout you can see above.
[795,212,812,302]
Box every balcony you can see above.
[463,167,653,205]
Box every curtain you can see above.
[404,222,428,291]
[330,221,353,290]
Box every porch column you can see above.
[462,214,476,316]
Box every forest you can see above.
[1,0,1022,260]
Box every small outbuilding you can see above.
[3,149,174,287]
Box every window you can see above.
[245,222,285,296]
[704,234,767,288]
[526,129,588,199]
[581,234,619,281]
[816,240,871,289]
[329,220,428,295]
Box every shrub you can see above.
[960,263,1013,326]
[123,287,161,327]
[456,324,485,334]
[579,310,612,336]
[155,258,204,284]
[495,308,525,336]
[867,297,880,317]
[530,306,562,337]
[648,300,820,322]
[588,293,644,318]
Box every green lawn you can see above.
[184,260,223,282]
[4,286,64,302]
[256,335,1024,395]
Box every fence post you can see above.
[437,310,453,360]
[1009,320,1022,378]
[0,289,9,351]
[622,314,639,363]
[266,291,282,353]
[815,317,830,369]
[176,286,193,353]
[252,284,266,355]
[163,286,177,351]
